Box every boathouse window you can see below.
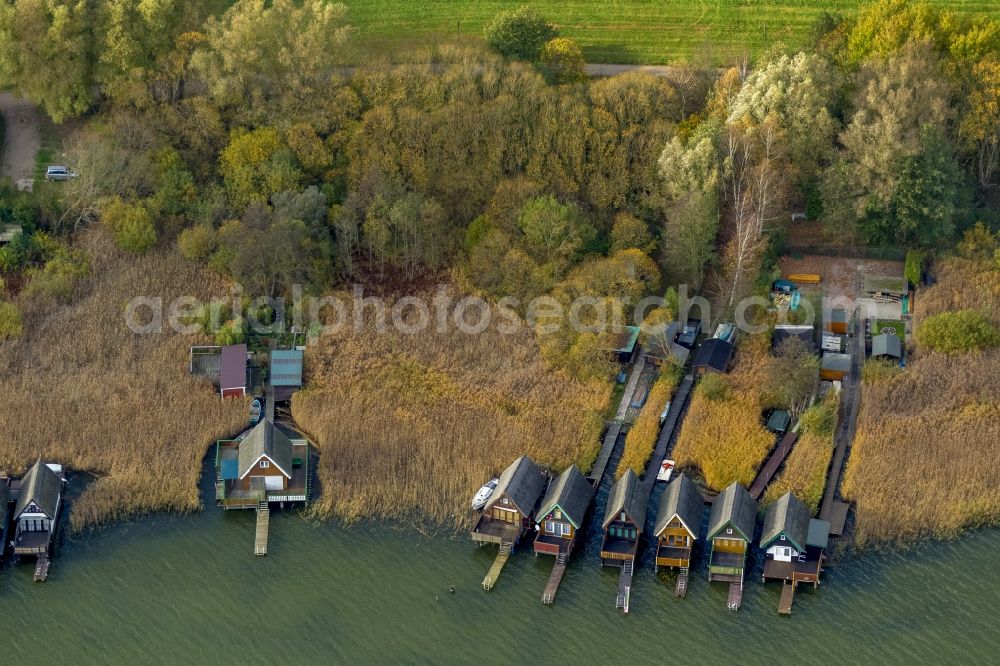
[260,460,270,468]
[554,510,562,520]
[780,535,786,541]
[620,512,627,522]
[559,523,571,536]
[545,520,555,534]
[726,528,733,535]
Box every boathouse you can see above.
[269,348,304,401]
[871,333,902,361]
[653,473,703,573]
[600,469,647,567]
[610,326,642,365]
[820,353,851,381]
[219,343,248,397]
[534,465,592,557]
[692,338,734,375]
[12,460,63,557]
[761,492,827,587]
[706,482,757,584]
[472,455,546,548]
[826,308,849,335]
[215,419,310,508]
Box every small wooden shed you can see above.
[820,352,851,381]
[826,308,849,335]
[219,344,248,397]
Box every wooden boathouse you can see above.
[12,460,66,581]
[706,482,757,611]
[600,469,647,613]
[534,465,593,605]
[653,473,704,597]
[761,492,829,614]
[472,456,547,590]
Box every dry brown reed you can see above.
[671,335,776,490]
[0,230,248,531]
[617,370,680,479]
[291,292,610,528]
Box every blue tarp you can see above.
[220,459,239,481]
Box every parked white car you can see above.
[44,165,76,181]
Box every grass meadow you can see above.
[0,231,248,531]
[341,0,1000,64]
[291,293,610,528]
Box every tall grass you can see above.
[291,293,610,528]
[672,335,776,490]
[617,368,681,479]
[843,257,1000,545]
[0,230,248,531]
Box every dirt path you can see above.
[0,92,41,186]
[585,63,687,78]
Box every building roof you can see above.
[270,349,304,387]
[485,455,546,517]
[707,482,757,541]
[220,344,247,390]
[773,325,815,352]
[654,473,704,538]
[829,308,849,323]
[602,469,648,531]
[863,275,908,297]
[760,492,810,552]
[15,460,62,519]
[821,353,852,373]
[807,518,830,550]
[872,333,902,359]
[766,410,791,433]
[536,465,592,529]
[238,419,294,479]
[611,326,641,354]
[692,338,734,372]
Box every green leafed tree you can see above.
[483,5,556,61]
[101,196,157,253]
[219,127,301,210]
[539,37,586,84]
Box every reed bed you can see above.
[291,295,610,528]
[0,231,248,531]
[672,335,776,490]
[762,393,839,514]
[617,369,681,479]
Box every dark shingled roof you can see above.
[654,473,704,538]
[693,338,734,372]
[872,333,902,359]
[238,419,294,479]
[760,492,811,552]
[220,343,247,390]
[484,455,545,517]
[707,482,757,541]
[15,460,62,519]
[602,469,648,531]
[536,465,593,529]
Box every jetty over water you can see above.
[748,432,798,501]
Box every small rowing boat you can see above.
[656,459,675,482]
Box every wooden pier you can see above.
[33,554,50,582]
[748,432,798,501]
[778,581,795,615]
[482,543,511,590]
[615,560,634,613]
[542,556,568,605]
[727,582,743,611]
[254,502,269,556]
[675,569,689,598]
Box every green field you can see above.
[342,0,1000,64]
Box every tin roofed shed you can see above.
[219,344,247,397]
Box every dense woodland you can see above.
[0,0,997,535]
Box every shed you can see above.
[766,410,791,434]
[871,333,902,360]
[219,344,248,397]
[826,308,849,335]
[773,325,815,353]
[677,318,702,349]
[15,460,62,521]
[646,321,689,367]
[270,348,304,401]
[820,353,851,381]
[610,326,641,365]
[692,338,734,375]
[807,518,830,551]
[821,333,845,353]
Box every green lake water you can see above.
[1,471,998,664]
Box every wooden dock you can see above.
[675,570,689,598]
[727,582,743,611]
[34,554,50,582]
[615,560,633,613]
[640,375,694,494]
[542,558,568,605]
[827,501,850,536]
[254,502,269,556]
[778,581,795,615]
[588,421,624,484]
[749,432,799,500]
[482,543,511,591]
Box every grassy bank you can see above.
[342,0,1000,65]
[843,255,1000,545]
[0,231,248,531]
[291,293,609,528]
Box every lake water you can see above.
[1,470,998,665]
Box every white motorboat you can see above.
[471,477,499,511]
[656,459,675,482]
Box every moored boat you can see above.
[471,478,499,511]
[656,459,675,482]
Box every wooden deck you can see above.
[482,543,511,591]
[542,559,568,605]
[779,581,795,615]
[827,501,850,536]
[748,432,799,500]
[254,503,269,556]
[616,560,633,613]
[588,421,624,485]
[727,582,743,611]
[675,571,689,598]
[33,554,50,582]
